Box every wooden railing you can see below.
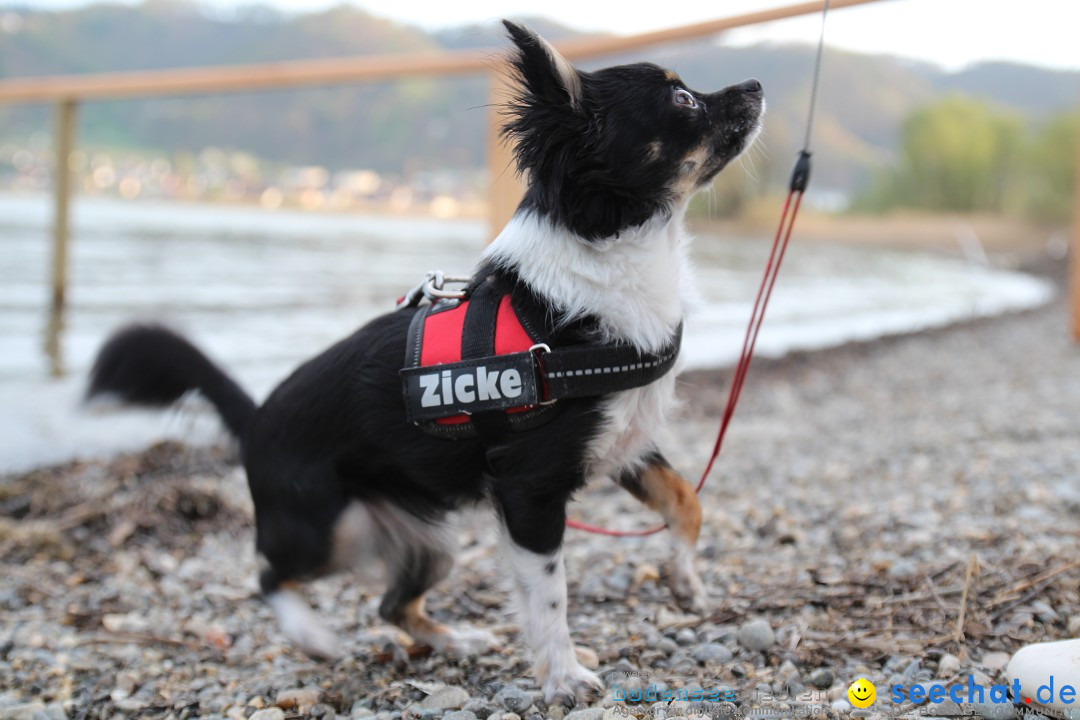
[0,0,1075,341]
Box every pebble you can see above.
[0,704,46,720]
[980,652,1011,672]
[576,647,600,670]
[421,687,470,711]
[351,704,376,719]
[807,668,834,689]
[736,619,775,652]
[973,702,1016,720]
[463,700,498,719]
[565,710,605,720]
[675,628,697,646]
[938,653,961,677]
[1030,601,1059,624]
[494,688,532,714]
[1069,615,1080,635]
[276,688,323,714]
[653,637,679,655]
[691,643,733,665]
[249,710,286,720]
[444,712,477,720]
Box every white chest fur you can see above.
[484,211,698,479]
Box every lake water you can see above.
[0,193,1054,472]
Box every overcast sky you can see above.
[8,0,1080,72]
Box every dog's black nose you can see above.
[738,78,763,94]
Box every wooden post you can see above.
[1072,136,1080,341]
[487,71,523,242]
[52,98,77,314]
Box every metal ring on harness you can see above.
[424,271,470,300]
[528,343,557,406]
[397,271,472,308]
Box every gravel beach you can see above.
[2,282,1078,719]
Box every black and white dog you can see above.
[87,21,764,706]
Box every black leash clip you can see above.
[789,150,813,193]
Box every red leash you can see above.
[565,155,811,537]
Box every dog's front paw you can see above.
[542,663,604,709]
[428,626,499,657]
[669,568,708,614]
[668,550,708,614]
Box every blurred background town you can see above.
[0,1,1075,222]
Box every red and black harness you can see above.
[400,274,682,439]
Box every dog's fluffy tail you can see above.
[87,324,257,440]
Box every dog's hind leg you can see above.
[373,505,496,657]
[616,451,707,613]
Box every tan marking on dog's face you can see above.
[664,69,681,83]
[671,142,713,198]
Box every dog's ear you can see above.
[502,20,583,111]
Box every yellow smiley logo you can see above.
[847,678,877,708]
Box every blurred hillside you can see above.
[0,0,1077,194]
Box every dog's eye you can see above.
[673,88,697,108]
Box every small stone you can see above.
[980,652,1010,672]
[503,714,521,720]
[277,688,323,714]
[547,708,565,720]
[463,700,498,719]
[351,704,376,719]
[675,628,697,646]
[736,619,775,652]
[973,703,1016,720]
[226,708,249,720]
[1030,601,1058,624]
[421,688,470,711]
[0,704,46,720]
[691,643,733,665]
[1007,638,1080,711]
[444,712,477,720]
[653,637,678,655]
[494,688,532,714]
[807,669,834,689]
[1068,615,1080,635]
[938,653,961,677]
[576,646,600,670]
[249,710,286,720]
[565,710,605,720]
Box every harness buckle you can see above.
[424,271,470,300]
[529,343,557,406]
[397,271,471,308]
